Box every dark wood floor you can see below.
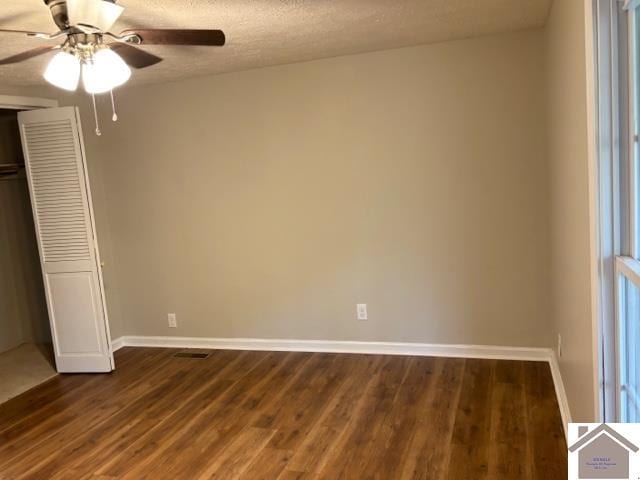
[0,347,567,479]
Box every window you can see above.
[618,266,640,421]
[631,6,640,260]
[616,0,640,422]
[596,0,640,423]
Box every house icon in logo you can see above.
[569,424,639,479]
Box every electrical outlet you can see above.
[557,334,562,358]
[168,313,177,328]
[356,304,367,320]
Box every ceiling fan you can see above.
[0,0,226,134]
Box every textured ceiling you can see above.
[0,0,552,87]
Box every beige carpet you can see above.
[0,343,57,405]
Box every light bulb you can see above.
[44,51,81,91]
[82,48,131,94]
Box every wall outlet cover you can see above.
[357,304,367,320]
[557,333,562,358]
[168,313,177,328]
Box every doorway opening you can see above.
[0,108,56,404]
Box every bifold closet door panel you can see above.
[18,106,113,373]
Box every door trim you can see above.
[0,95,58,111]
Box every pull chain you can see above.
[110,89,118,122]
[91,93,101,136]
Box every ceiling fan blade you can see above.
[0,46,56,65]
[68,0,124,32]
[0,28,47,37]
[110,43,163,69]
[120,29,226,46]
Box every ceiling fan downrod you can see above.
[43,0,69,30]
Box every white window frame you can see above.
[615,3,640,422]
[615,257,640,420]
[595,0,640,422]
[629,5,640,261]
[587,0,640,422]
[592,0,627,422]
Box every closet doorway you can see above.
[0,105,55,403]
[0,96,116,394]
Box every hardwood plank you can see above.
[118,352,313,480]
[196,427,275,479]
[445,359,494,479]
[0,348,177,468]
[267,353,354,451]
[523,361,567,479]
[277,470,318,480]
[286,354,381,474]
[398,357,466,480]
[0,349,568,479]
[62,349,249,479]
[242,448,293,480]
[313,355,408,478]
[0,347,151,433]
[358,356,440,479]
[489,383,531,480]
[1,350,185,478]
[114,352,307,480]
[488,363,532,479]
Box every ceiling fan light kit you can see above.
[0,0,226,135]
[82,47,132,94]
[44,50,80,91]
[44,44,131,94]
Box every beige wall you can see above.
[64,29,552,346]
[0,110,50,353]
[545,0,596,421]
[80,128,126,341]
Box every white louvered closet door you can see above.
[18,107,113,373]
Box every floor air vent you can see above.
[173,352,210,359]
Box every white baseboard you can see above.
[112,335,552,360]
[111,335,571,440]
[110,336,125,352]
[549,351,572,441]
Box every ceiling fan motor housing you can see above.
[44,0,118,30]
[44,0,69,30]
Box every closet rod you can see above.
[0,163,25,180]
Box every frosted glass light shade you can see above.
[82,48,131,94]
[44,52,81,91]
